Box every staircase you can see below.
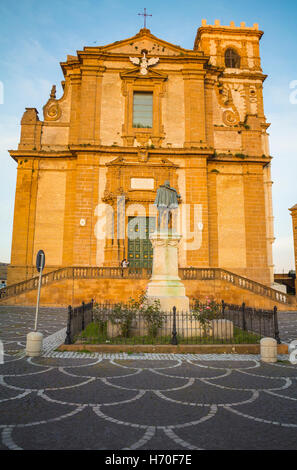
[0,266,291,306]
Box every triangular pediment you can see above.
[107,154,178,167]
[98,28,192,56]
[120,66,167,81]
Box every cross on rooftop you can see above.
[138,8,152,29]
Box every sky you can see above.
[0,0,296,273]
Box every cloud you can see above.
[1,39,57,77]
[0,115,20,152]
[273,236,295,273]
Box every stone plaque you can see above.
[131,178,154,190]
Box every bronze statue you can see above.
[154,181,180,229]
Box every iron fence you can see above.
[222,301,281,344]
[65,300,281,345]
[64,299,94,345]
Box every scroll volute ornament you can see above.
[222,110,239,126]
[43,85,62,121]
[217,83,240,127]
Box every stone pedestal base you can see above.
[26,332,43,357]
[146,294,190,314]
[260,337,277,363]
[146,230,189,313]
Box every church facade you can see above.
[8,20,275,294]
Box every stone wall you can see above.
[1,278,294,311]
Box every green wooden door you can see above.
[127,217,155,268]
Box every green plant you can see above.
[108,299,139,337]
[137,293,165,338]
[235,153,246,159]
[192,297,221,334]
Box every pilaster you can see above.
[79,66,104,145]
[183,68,206,147]
[72,153,98,265]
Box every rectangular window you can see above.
[133,92,153,128]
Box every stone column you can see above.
[146,230,189,312]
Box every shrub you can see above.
[137,294,164,338]
[192,297,221,334]
[109,301,138,338]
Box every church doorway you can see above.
[127,216,155,268]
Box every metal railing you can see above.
[0,265,288,304]
[222,301,281,344]
[65,300,281,345]
[64,299,94,345]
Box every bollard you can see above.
[260,337,277,363]
[26,332,43,357]
[170,306,178,345]
[0,340,3,364]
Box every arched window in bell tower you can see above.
[225,48,241,68]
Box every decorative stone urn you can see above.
[146,230,190,313]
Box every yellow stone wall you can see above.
[217,172,247,269]
[33,170,66,266]
[8,22,275,298]
[1,277,293,311]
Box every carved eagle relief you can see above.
[129,51,159,75]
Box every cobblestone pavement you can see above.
[0,306,297,450]
[0,305,67,354]
[277,312,297,344]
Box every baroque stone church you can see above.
[6,19,282,308]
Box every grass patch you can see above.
[75,323,261,345]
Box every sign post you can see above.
[34,250,45,331]
[26,250,45,357]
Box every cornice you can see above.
[222,71,267,81]
[68,145,214,157]
[9,150,74,162]
[9,145,215,161]
[9,147,271,166]
[209,154,272,164]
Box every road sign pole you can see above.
[34,253,44,332]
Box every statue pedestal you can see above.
[146,230,190,313]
